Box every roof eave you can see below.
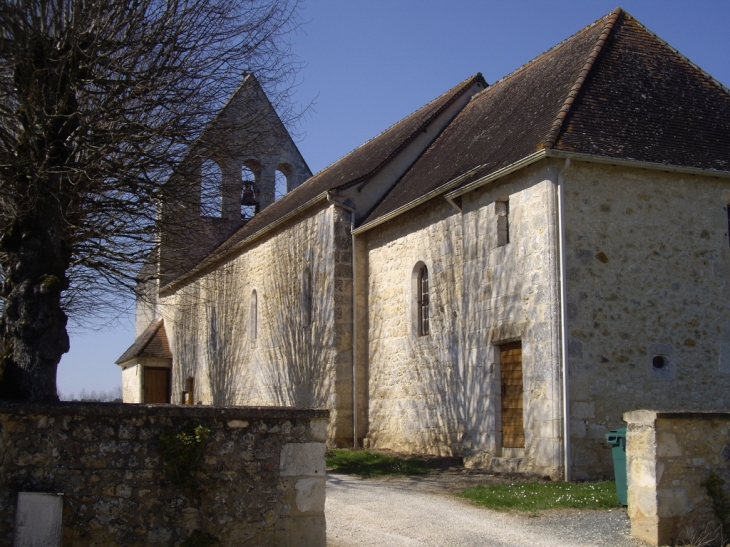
[352,163,491,235]
[354,149,730,237]
[545,150,730,179]
[444,150,549,201]
[446,149,730,200]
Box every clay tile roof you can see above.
[553,11,730,170]
[363,7,730,226]
[318,72,487,191]
[362,9,618,225]
[115,319,172,364]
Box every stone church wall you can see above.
[563,162,730,480]
[159,202,354,446]
[122,362,142,403]
[364,198,464,455]
[459,163,563,478]
[363,163,562,476]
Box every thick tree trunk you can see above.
[0,205,70,402]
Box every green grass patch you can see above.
[326,449,430,477]
[460,481,621,511]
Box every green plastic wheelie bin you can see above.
[605,428,628,506]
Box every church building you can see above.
[117,8,730,480]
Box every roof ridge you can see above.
[542,7,622,149]
[306,73,486,188]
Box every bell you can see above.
[241,181,258,206]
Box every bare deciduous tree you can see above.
[0,0,302,401]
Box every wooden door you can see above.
[500,341,524,448]
[144,367,170,404]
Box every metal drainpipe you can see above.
[557,158,571,481]
[327,193,359,448]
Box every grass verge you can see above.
[460,481,621,511]
[326,449,431,477]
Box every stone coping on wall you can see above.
[0,400,329,420]
[624,409,730,424]
[624,409,730,547]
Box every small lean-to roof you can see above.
[161,74,484,291]
[116,319,172,364]
[363,8,730,226]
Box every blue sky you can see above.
[57,0,730,396]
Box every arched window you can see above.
[241,163,259,220]
[412,263,429,337]
[274,169,288,201]
[200,159,222,217]
[250,289,258,340]
[418,265,429,336]
[302,267,312,326]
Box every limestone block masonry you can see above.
[565,164,730,479]
[362,162,563,478]
[364,197,464,456]
[0,402,328,547]
[460,164,562,477]
[624,410,730,547]
[159,202,353,446]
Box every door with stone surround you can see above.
[500,341,524,448]
[144,367,170,403]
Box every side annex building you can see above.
[117,9,730,480]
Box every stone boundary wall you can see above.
[0,402,328,546]
[624,410,730,547]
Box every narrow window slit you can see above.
[418,265,429,336]
[497,199,509,246]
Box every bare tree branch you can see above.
[0,0,303,401]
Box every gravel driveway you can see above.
[325,472,647,547]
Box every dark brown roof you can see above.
[363,10,617,225]
[116,319,172,364]
[161,74,485,289]
[554,12,730,170]
[363,8,730,226]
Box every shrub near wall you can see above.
[0,402,328,546]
